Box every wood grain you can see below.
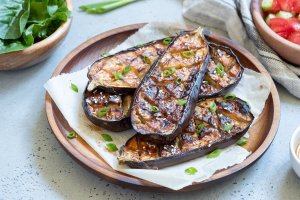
[0,0,72,70]
[45,23,280,192]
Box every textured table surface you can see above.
[1,0,300,199]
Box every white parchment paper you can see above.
[44,23,271,190]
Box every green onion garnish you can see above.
[203,80,210,84]
[150,106,160,113]
[224,124,233,132]
[122,65,132,74]
[224,93,236,100]
[196,122,205,135]
[185,167,198,175]
[163,37,172,45]
[207,149,222,158]
[176,77,182,84]
[97,107,110,117]
[209,102,217,113]
[142,56,151,64]
[100,51,109,57]
[163,67,176,77]
[176,99,187,106]
[106,143,118,152]
[236,137,248,146]
[70,83,78,93]
[180,50,195,58]
[216,62,225,77]
[112,72,124,80]
[79,0,136,14]
[101,134,113,142]
[67,131,77,139]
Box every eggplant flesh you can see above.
[131,29,210,143]
[200,42,244,98]
[118,97,254,169]
[87,39,168,94]
[83,87,132,132]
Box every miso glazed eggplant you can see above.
[131,28,210,142]
[83,86,132,132]
[118,96,254,169]
[87,38,170,94]
[200,42,244,98]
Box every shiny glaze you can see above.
[118,97,254,169]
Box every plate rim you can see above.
[45,23,280,192]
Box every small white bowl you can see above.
[290,126,300,178]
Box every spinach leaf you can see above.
[0,0,30,40]
[0,39,27,54]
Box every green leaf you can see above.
[80,0,136,14]
[67,131,77,139]
[70,83,78,93]
[97,107,110,117]
[185,167,198,175]
[209,102,217,113]
[106,143,118,152]
[236,137,248,146]
[224,124,233,132]
[207,149,222,158]
[224,93,236,100]
[0,39,27,54]
[150,106,160,113]
[0,0,30,40]
[101,134,113,142]
[176,99,187,106]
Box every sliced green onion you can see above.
[150,106,160,113]
[70,83,78,93]
[209,102,217,113]
[101,134,113,142]
[216,62,225,77]
[122,65,132,74]
[196,122,205,135]
[176,99,187,106]
[142,55,151,64]
[100,51,109,57]
[79,0,136,14]
[224,124,233,132]
[163,37,172,45]
[203,80,210,84]
[224,93,236,100]
[207,149,222,158]
[180,50,195,58]
[185,167,198,175]
[236,137,248,146]
[67,131,77,139]
[163,67,176,77]
[112,72,124,80]
[97,107,110,117]
[176,77,182,84]
[106,143,118,152]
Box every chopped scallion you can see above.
[70,83,78,93]
[97,107,110,117]
[180,50,195,58]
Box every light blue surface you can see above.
[0,0,300,199]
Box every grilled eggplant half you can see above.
[83,86,132,132]
[200,42,244,98]
[131,29,210,143]
[87,39,169,94]
[118,96,254,169]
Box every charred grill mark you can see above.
[119,96,254,169]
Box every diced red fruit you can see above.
[290,0,300,13]
[269,18,294,33]
[270,0,281,13]
[289,18,300,31]
[277,0,292,12]
[277,31,290,38]
[287,31,300,44]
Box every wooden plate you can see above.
[45,23,280,192]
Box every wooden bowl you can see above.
[0,0,72,70]
[251,0,300,66]
[45,23,280,192]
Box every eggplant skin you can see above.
[131,28,210,143]
[199,42,244,98]
[87,39,169,94]
[118,97,254,169]
[82,85,132,132]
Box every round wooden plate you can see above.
[45,23,280,192]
